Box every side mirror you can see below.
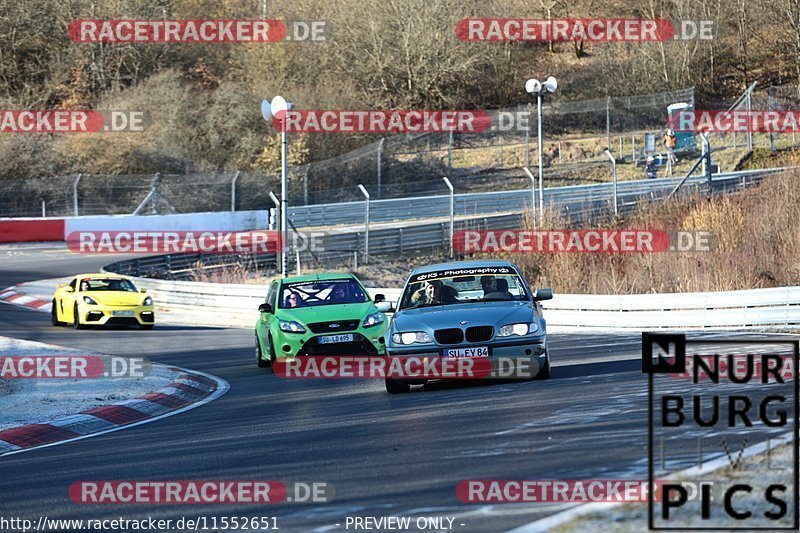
[64,286,74,293]
[374,293,386,303]
[258,303,274,314]
[139,289,147,293]
[375,301,392,313]
[534,288,553,301]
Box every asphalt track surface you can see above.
[0,246,795,532]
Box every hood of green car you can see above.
[277,301,378,325]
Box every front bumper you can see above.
[275,327,387,358]
[385,336,547,382]
[78,305,155,326]
[386,335,546,357]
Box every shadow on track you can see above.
[391,357,642,395]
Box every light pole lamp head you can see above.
[543,76,558,93]
[261,96,294,122]
[525,78,541,94]
[260,99,273,121]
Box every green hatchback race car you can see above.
[255,273,390,369]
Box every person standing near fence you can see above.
[664,129,677,175]
[646,156,658,179]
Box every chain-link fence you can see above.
[692,83,800,154]
[12,83,800,219]
[293,87,696,204]
[764,85,800,151]
[0,171,283,217]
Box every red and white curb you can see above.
[0,286,50,312]
[0,367,228,457]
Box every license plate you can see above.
[112,310,135,317]
[443,346,489,358]
[318,334,354,344]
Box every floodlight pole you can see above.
[525,95,531,168]
[537,92,544,226]
[526,77,557,227]
[281,121,289,278]
[262,96,293,277]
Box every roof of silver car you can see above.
[411,260,517,276]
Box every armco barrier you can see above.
[63,210,269,235]
[123,276,800,331]
[125,276,403,327]
[544,287,800,329]
[0,210,269,244]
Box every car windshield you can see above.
[80,278,137,292]
[279,278,368,309]
[399,267,529,310]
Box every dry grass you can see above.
[188,259,276,285]
[495,171,800,294]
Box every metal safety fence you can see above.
[103,168,783,279]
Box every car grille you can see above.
[299,334,378,356]
[434,328,464,344]
[307,320,359,333]
[106,317,140,326]
[466,326,494,342]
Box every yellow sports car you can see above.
[52,273,155,330]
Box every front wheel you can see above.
[51,301,64,326]
[534,351,551,380]
[268,336,277,374]
[385,378,411,394]
[256,336,269,368]
[73,305,84,330]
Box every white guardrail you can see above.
[128,276,800,331]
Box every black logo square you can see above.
[642,333,686,374]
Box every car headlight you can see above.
[363,312,384,328]
[391,331,433,345]
[83,295,98,305]
[142,296,153,306]
[497,323,537,337]
[279,320,306,333]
